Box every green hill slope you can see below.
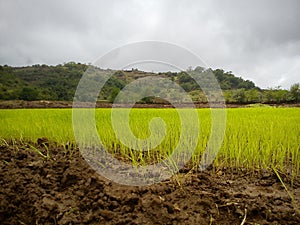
[0,63,298,104]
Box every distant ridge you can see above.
[0,62,299,104]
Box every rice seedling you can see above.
[0,108,299,176]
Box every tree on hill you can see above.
[19,87,39,101]
[290,83,300,102]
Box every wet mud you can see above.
[0,143,299,224]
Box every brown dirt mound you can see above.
[0,143,299,224]
[1,100,300,109]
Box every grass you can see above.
[0,108,299,177]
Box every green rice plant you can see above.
[29,144,50,159]
[0,108,299,176]
[0,109,74,144]
[272,165,300,214]
[216,108,300,177]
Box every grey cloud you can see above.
[0,0,299,88]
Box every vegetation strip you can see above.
[0,108,299,177]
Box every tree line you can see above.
[0,63,299,104]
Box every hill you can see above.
[0,62,299,104]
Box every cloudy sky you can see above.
[0,0,299,89]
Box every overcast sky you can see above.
[0,0,299,89]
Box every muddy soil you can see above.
[0,143,299,225]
